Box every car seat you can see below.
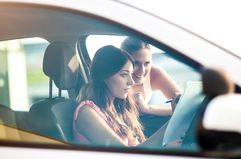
[0,104,19,139]
[28,41,83,142]
[0,104,16,126]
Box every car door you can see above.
[0,0,241,158]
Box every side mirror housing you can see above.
[198,94,241,156]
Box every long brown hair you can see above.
[77,45,145,142]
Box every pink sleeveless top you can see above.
[73,100,139,146]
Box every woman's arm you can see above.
[151,66,182,99]
[134,93,173,116]
[133,66,182,116]
[75,105,176,148]
[75,105,126,146]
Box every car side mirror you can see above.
[197,94,241,157]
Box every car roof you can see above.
[119,0,241,58]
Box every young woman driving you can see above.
[73,45,171,147]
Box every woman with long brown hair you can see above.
[73,45,170,147]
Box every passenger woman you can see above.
[121,37,182,116]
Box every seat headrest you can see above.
[43,41,79,90]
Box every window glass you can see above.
[86,35,200,91]
[86,35,162,60]
[0,38,49,111]
[0,5,208,154]
[0,37,72,144]
[0,37,71,112]
[85,35,202,151]
[86,35,126,59]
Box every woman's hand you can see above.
[134,92,147,112]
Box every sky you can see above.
[119,0,241,57]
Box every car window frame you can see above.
[0,2,232,158]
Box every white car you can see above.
[0,0,241,158]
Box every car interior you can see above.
[27,41,82,142]
[0,3,241,152]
